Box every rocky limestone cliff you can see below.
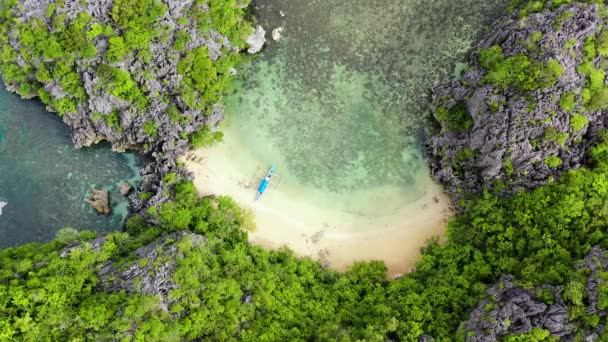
[61,231,207,312]
[429,3,608,200]
[1,0,263,213]
[98,231,206,312]
[465,246,608,341]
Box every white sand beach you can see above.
[182,136,453,277]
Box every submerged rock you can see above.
[87,188,110,216]
[247,25,267,53]
[272,27,284,41]
[428,3,608,200]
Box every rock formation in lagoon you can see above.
[118,181,133,196]
[247,25,267,53]
[0,200,6,216]
[428,3,608,201]
[88,187,111,216]
[271,26,283,41]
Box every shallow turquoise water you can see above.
[0,85,140,248]
[221,0,505,211]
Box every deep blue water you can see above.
[0,86,140,248]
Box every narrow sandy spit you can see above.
[183,140,453,277]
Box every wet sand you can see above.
[183,139,453,277]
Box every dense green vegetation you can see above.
[4,135,608,340]
[435,102,473,132]
[189,125,224,148]
[177,46,237,111]
[479,45,563,91]
[510,0,604,17]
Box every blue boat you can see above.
[256,165,275,201]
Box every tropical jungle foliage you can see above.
[4,135,608,340]
[479,45,564,91]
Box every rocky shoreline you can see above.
[427,3,608,338]
[0,0,265,215]
[429,3,608,202]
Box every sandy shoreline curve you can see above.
[183,140,453,277]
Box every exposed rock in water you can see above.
[428,3,608,200]
[87,188,110,216]
[119,181,133,196]
[247,26,267,53]
[98,231,206,312]
[0,201,6,216]
[465,246,608,341]
[272,27,284,41]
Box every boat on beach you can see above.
[256,165,275,201]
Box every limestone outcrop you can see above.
[429,3,608,200]
[465,246,608,341]
[98,231,206,312]
[60,231,207,312]
[1,0,263,214]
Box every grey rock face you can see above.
[580,246,608,317]
[246,25,266,54]
[99,231,207,312]
[60,231,207,312]
[465,247,608,341]
[60,235,107,258]
[465,276,572,341]
[428,3,607,200]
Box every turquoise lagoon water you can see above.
[0,0,507,247]
[0,85,140,248]
[220,0,505,214]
